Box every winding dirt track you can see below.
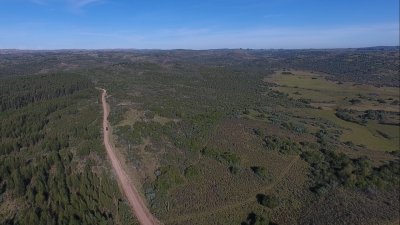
[99,88,160,225]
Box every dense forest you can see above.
[0,74,137,225]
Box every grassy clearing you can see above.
[266,70,399,112]
[302,108,398,151]
[266,70,399,152]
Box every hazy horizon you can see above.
[1,45,399,51]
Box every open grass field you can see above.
[301,108,399,151]
[265,70,399,153]
[266,70,399,112]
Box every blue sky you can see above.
[0,0,398,49]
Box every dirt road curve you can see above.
[99,88,160,225]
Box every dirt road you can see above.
[99,88,160,225]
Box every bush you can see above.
[201,147,219,158]
[229,165,240,175]
[263,135,301,154]
[301,148,400,194]
[241,212,270,225]
[256,194,279,209]
[349,99,362,104]
[252,128,264,137]
[219,152,241,165]
[201,147,241,165]
[335,109,364,125]
[155,165,185,193]
[251,166,269,179]
[184,165,199,178]
[281,122,308,134]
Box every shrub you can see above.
[377,99,386,104]
[281,121,308,134]
[219,152,241,165]
[264,135,301,154]
[256,194,279,209]
[155,165,185,193]
[201,147,219,158]
[301,147,400,194]
[201,147,241,165]
[144,110,155,119]
[251,166,269,179]
[229,165,240,175]
[241,212,270,225]
[252,128,264,137]
[184,165,199,178]
[349,99,362,104]
[335,109,364,125]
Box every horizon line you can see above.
[0,45,399,52]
